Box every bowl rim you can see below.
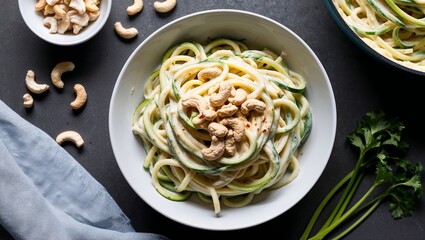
[324,0,425,76]
[18,0,112,46]
[109,8,337,230]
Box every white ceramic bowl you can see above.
[325,0,425,76]
[18,0,111,46]
[109,9,337,231]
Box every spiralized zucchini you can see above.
[132,38,312,215]
[333,0,425,72]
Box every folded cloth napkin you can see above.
[0,100,169,240]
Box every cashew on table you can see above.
[114,22,138,39]
[56,130,84,148]
[181,79,266,161]
[51,61,75,89]
[153,0,177,13]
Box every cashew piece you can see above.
[220,117,245,142]
[181,95,216,124]
[114,22,138,39]
[210,81,232,107]
[225,129,236,157]
[240,99,266,115]
[35,0,47,11]
[197,67,222,82]
[43,16,58,33]
[84,0,99,12]
[23,93,34,109]
[51,61,75,89]
[56,130,84,148]
[70,83,87,110]
[127,0,144,15]
[207,122,228,138]
[216,103,238,118]
[69,0,86,14]
[228,88,248,106]
[201,135,225,161]
[25,70,49,94]
[153,0,176,13]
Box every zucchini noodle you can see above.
[333,0,425,72]
[132,38,312,215]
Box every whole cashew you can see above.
[224,129,236,157]
[69,0,86,14]
[207,122,228,138]
[153,0,176,13]
[127,0,144,15]
[201,135,225,161]
[56,130,84,148]
[43,16,58,33]
[181,95,216,124]
[210,81,232,107]
[23,93,34,109]
[35,0,47,11]
[46,0,60,6]
[220,117,245,142]
[114,22,138,39]
[70,83,87,110]
[228,88,248,106]
[53,4,67,18]
[57,15,71,34]
[68,10,90,26]
[216,103,238,118]
[197,67,222,82]
[240,99,266,115]
[51,61,75,89]
[25,70,49,94]
[84,0,99,12]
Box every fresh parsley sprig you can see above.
[300,111,423,240]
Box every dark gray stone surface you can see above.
[1,1,424,239]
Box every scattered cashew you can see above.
[197,67,222,82]
[114,22,138,39]
[210,81,232,107]
[228,88,248,106]
[201,135,225,161]
[220,117,245,142]
[43,16,58,33]
[127,0,144,15]
[153,0,177,13]
[207,122,228,138]
[240,99,266,115]
[51,61,75,89]
[25,70,49,94]
[23,93,34,109]
[181,95,216,124]
[70,83,87,110]
[56,130,84,148]
[216,103,238,118]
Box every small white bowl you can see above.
[18,0,111,46]
[109,9,337,231]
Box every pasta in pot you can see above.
[333,0,425,72]
[132,38,312,215]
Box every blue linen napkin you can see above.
[0,100,169,240]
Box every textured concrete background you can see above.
[1,1,424,239]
